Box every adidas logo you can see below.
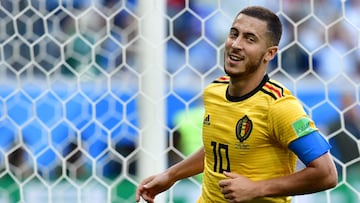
[203,114,210,125]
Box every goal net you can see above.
[0,0,359,203]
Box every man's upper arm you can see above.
[288,131,331,166]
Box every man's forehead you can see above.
[233,14,267,27]
[231,14,268,34]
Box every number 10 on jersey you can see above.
[211,141,231,173]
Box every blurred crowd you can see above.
[2,0,359,82]
[167,0,360,81]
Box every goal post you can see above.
[136,0,167,191]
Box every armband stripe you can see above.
[288,131,331,165]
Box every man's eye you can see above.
[229,31,238,38]
[247,36,256,42]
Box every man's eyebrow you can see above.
[243,32,257,37]
[230,27,257,36]
[230,27,238,32]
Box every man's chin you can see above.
[224,68,244,77]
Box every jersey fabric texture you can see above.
[197,74,330,203]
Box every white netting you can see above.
[0,0,359,203]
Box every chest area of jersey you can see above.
[202,101,270,147]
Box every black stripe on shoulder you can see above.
[213,80,229,84]
[212,76,230,84]
[267,80,284,96]
[260,89,277,100]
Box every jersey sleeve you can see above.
[268,95,317,148]
[268,95,331,164]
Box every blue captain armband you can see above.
[288,131,331,166]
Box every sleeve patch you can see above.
[292,117,317,137]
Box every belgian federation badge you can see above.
[235,115,253,142]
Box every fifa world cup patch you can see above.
[292,117,317,137]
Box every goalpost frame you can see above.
[137,1,167,202]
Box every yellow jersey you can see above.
[198,75,318,203]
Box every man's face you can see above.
[224,14,270,78]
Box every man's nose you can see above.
[232,37,243,49]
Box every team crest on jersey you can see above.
[235,115,252,142]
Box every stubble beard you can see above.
[224,52,265,78]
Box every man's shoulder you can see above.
[211,75,230,84]
[204,75,229,91]
[261,78,293,100]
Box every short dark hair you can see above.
[238,6,282,46]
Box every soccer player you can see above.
[136,6,337,203]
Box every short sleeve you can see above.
[268,95,318,147]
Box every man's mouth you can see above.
[229,54,244,62]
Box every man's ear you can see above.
[264,46,278,62]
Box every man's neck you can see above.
[228,72,266,97]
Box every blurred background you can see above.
[0,0,359,202]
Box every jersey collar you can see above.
[226,74,270,102]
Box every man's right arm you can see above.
[136,147,205,203]
[168,147,205,180]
